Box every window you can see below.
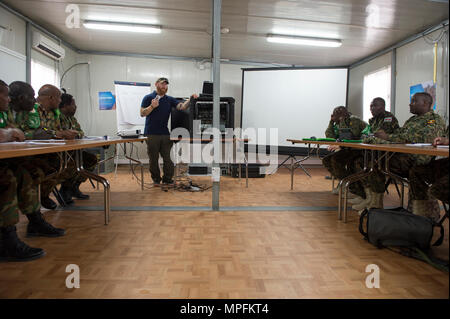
[31,59,59,95]
[363,66,391,122]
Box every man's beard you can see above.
[156,87,167,96]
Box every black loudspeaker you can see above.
[230,164,266,178]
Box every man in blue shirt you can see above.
[140,77,197,185]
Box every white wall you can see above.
[395,29,448,125]
[348,52,392,118]
[73,53,256,160]
[348,28,448,127]
[0,6,26,55]
[0,6,26,83]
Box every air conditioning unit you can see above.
[32,32,65,61]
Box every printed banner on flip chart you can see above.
[114,81,151,126]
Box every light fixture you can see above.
[266,34,342,47]
[83,20,161,34]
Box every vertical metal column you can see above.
[25,22,32,84]
[390,48,396,115]
[211,0,221,210]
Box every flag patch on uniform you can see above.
[384,117,392,122]
[427,120,435,124]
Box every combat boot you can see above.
[59,186,74,205]
[0,226,45,262]
[71,182,90,200]
[26,210,65,237]
[367,192,384,209]
[348,196,364,204]
[41,196,57,210]
[352,188,372,210]
[412,199,440,222]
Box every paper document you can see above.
[26,141,66,145]
[84,136,106,140]
[405,143,432,147]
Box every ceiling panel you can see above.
[1,0,448,66]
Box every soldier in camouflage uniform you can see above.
[59,90,98,201]
[369,92,446,218]
[0,80,65,262]
[408,131,449,205]
[13,83,79,209]
[351,98,400,210]
[322,106,367,198]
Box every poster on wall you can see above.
[98,91,116,110]
[410,81,436,110]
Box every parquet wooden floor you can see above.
[0,166,447,299]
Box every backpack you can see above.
[359,207,448,272]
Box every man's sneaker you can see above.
[0,226,46,262]
[153,180,161,187]
[26,211,65,237]
[41,196,57,210]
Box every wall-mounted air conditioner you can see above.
[32,32,65,61]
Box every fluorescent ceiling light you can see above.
[267,34,342,47]
[83,20,161,34]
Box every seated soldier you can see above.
[322,106,367,198]
[371,92,446,219]
[1,80,64,262]
[409,132,449,208]
[351,97,400,212]
[58,89,98,201]
[13,83,79,209]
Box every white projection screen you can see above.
[241,68,348,152]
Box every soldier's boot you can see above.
[0,226,46,262]
[352,188,372,211]
[348,196,364,204]
[41,196,57,210]
[71,182,90,200]
[367,192,384,209]
[412,199,440,222]
[59,186,74,205]
[412,200,428,217]
[26,211,66,237]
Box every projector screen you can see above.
[241,68,348,151]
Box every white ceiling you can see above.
[2,0,449,66]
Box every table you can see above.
[0,137,147,225]
[287,139,449,222]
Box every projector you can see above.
[117,129,141,138]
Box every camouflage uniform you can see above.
[361,111,400,193]
[14,103,76,198]
[409,126,449,203]
[1,112,43,226]
[322,115,367,197]
[60,113,98,186]
[60,114,84,139]
[365,111,446,196]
